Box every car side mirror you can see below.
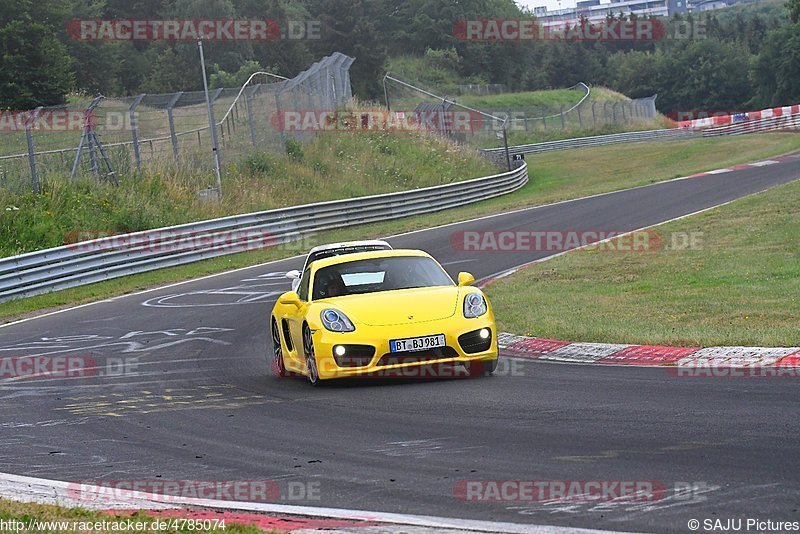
[457,272,475,286]
[278,291,302,308]
[286,270,301,280]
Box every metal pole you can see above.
[245,86,258,147]
[198,40,222,198]
[383,73,392,111]
[502,118,511,171]
[25,107,41,193]
[129,94,145,172]
[166,91,183,163]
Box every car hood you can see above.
[333,286,462,326]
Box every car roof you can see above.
[303,240,392,269]
[307,240,391,254]
[309,249,431,270]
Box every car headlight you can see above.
[463,293,487,318]
[320,309,355,332]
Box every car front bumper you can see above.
[310,316,498,380]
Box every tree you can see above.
[788,0,800,23]
[311,0,388,99]
[751,24,800,106]
[0,0,74,107]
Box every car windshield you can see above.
[312,256,453,299]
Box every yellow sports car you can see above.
[270,247,498,385]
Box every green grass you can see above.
[487,178,800,347]
[0,131,497,257]
[3,132,799,324]
[0,499,268,533]
[457,88,585,109]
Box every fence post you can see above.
[129,94,145,172]
[25,107,42,193]
[275,89,287,151]
[541,107,546,131]
[166,92,183,163]
[612,102,618,123]
[560,105,565,129]
[577,103,583,128]
[244,85,258,148]
[88,129,98,177]
[592,102,597,127]
[70,96,104,181]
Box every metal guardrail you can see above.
[700,114,800,136]
[0,163,527,302]
[481,128,696,159]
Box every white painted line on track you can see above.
[0,472,635,534]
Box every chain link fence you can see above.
[0,52,354,194]
[382,74,659,148]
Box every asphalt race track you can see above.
[2,155,800,533]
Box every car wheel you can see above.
[303,324,321,386]
[271,318,288,377]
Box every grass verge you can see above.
[3,132,799,325]
[0,131,496,257]
[0,499,266,533]
[487,178,800,347]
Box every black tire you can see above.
[302,324,321,386]
[271,318,288,377]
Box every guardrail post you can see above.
[25,107,42,193]
[129,94,145,172]
[166,92,183,163]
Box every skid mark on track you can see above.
[556,441,712,463]
[504,481,722,520]
[53,385,329,417]
[0,328,233,357]
[367,438,482,459]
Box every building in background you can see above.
[531,0,744,28]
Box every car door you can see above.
[284,267,312,366]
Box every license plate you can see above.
[390,334,446,353]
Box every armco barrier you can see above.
[701,113,800,136]
[480,128,696,161]
[679,104,800,129]
[0,163,527,302]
